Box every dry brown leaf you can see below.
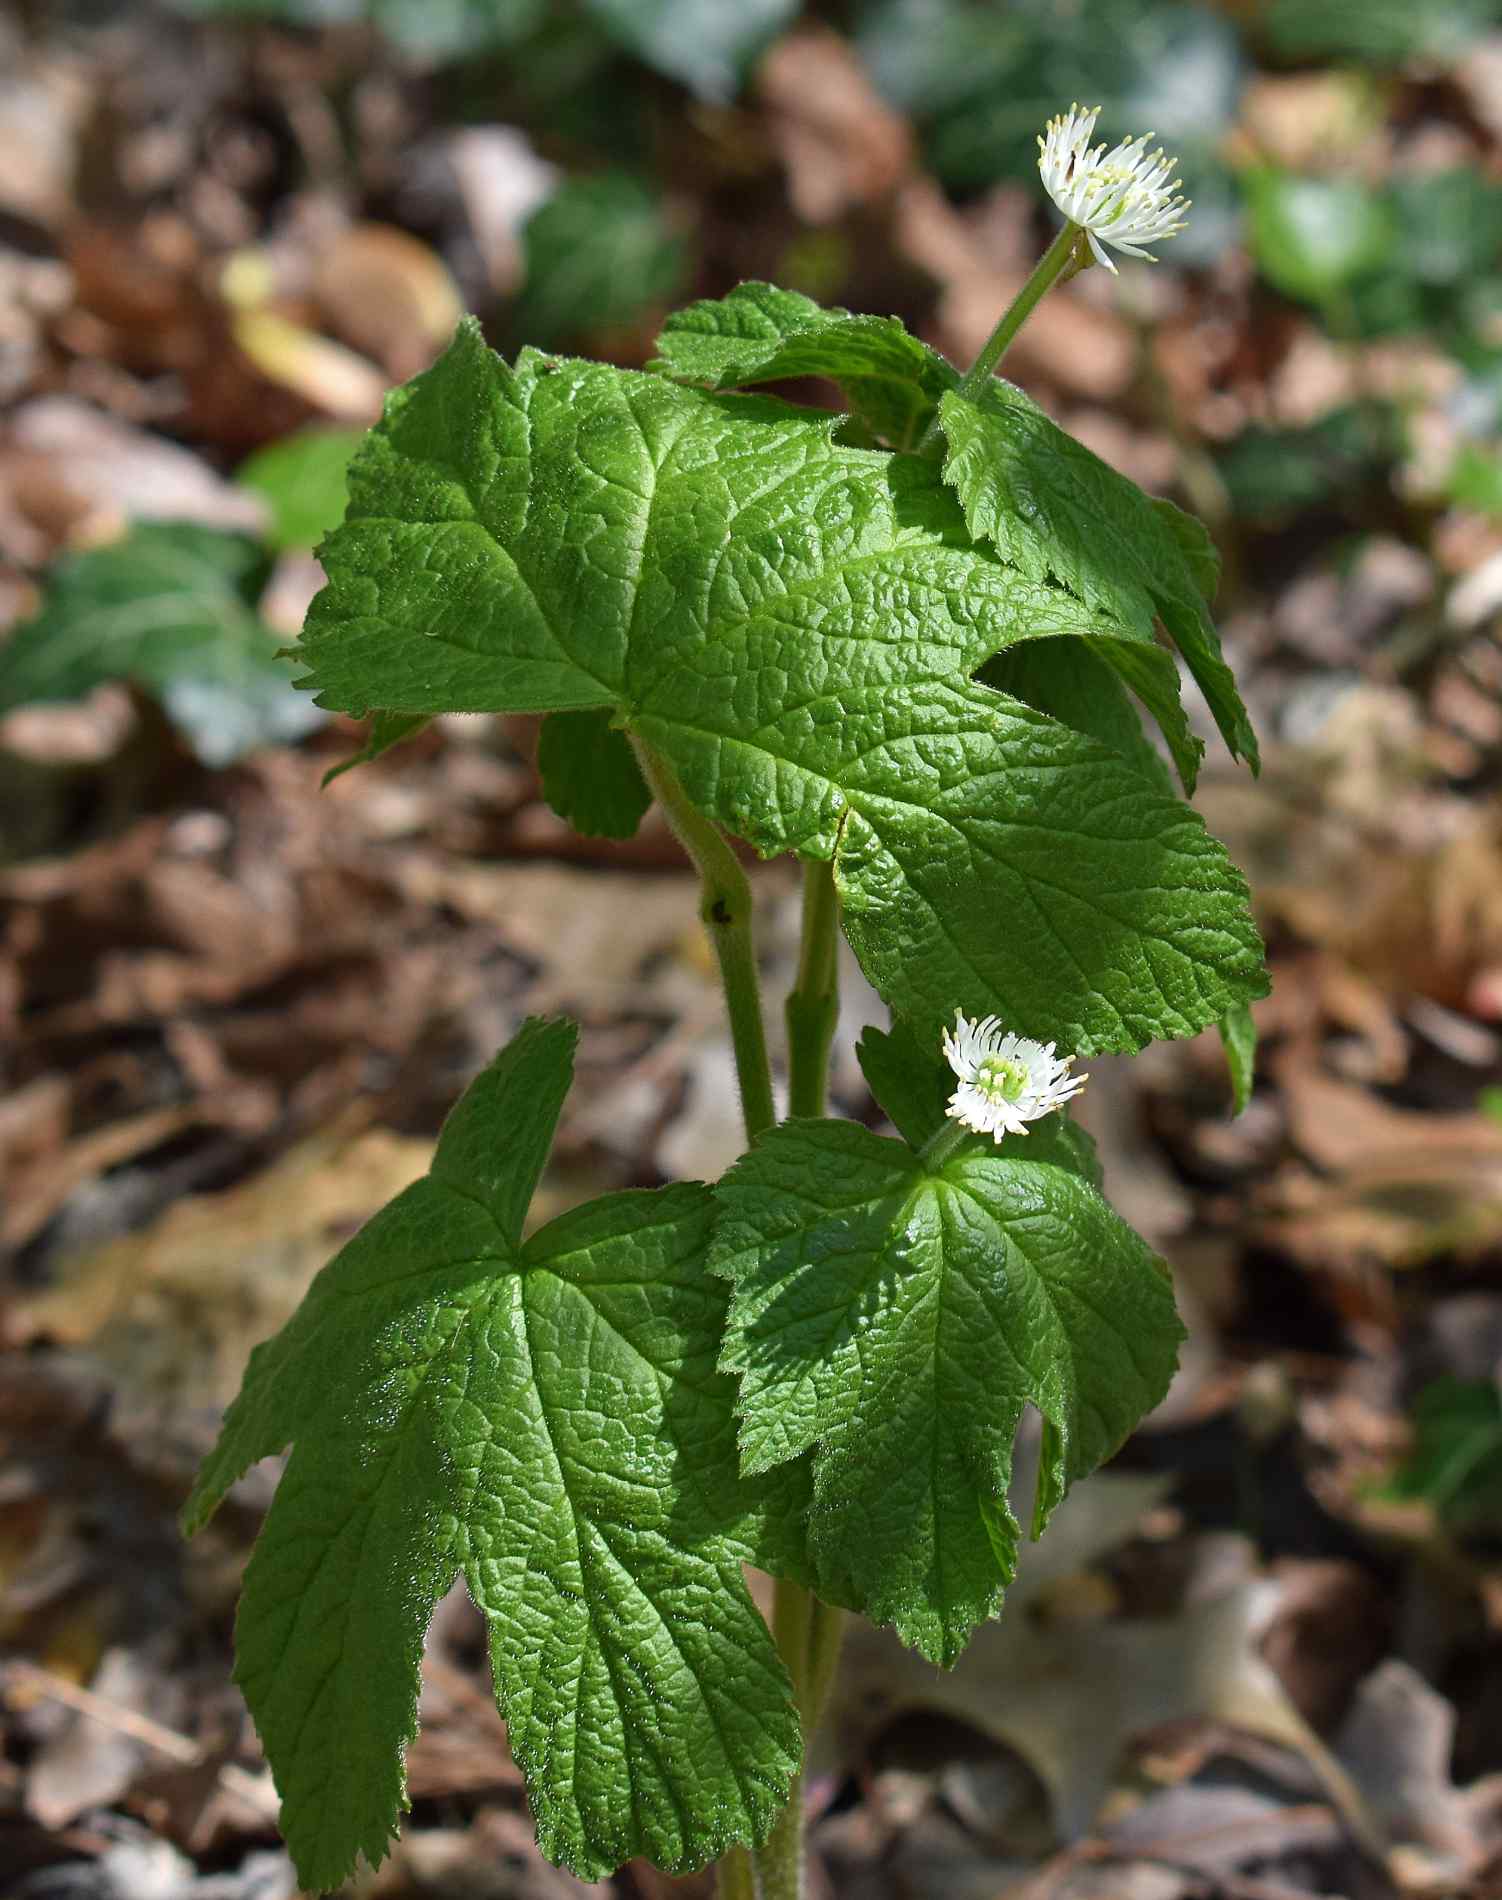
[3,398,267,549]
[229,308,387,424]
[1337,1661,1502,1888]
[12,1120,433,1414]
[312,223,464,382]
[1264,1047,1502,1271]
[824,1470,1385,1859]
[757,28,914,225]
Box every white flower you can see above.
[941,1011,1087,1141]
[1037,102,1189,273]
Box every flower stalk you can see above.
[629,737,777,1143]
[918,103,1188,452]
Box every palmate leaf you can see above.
[296,319,1266,1054]
[183,1018,803,1886]
[939,383,1260,772]
[712,1116,1184,1665]
[654,285,1204,790]
[652,279,959,451]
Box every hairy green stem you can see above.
[632,756,849,1897]
[920,1118,970,1168]
[631,737,777,1143]
[916,221,1084,453]
[785,859,840,1120]
[754,1587,847,1898]
[719,1847,758,1900]
[755,860,848,1900]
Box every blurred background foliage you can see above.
[9,0,1502,747]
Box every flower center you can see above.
[974,1054,1029,1104]
[1090,166,1138,224]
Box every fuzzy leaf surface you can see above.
[981,639,1181,798]
[183,1017,801,1887]
[653,280,957,448]
[296,322,1266,1052]
[939,384,1258,772]
[713,1118,1183,1663]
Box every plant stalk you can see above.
[630,759,850,1899]
[755,858,848,1899]
[916,220,1084,452]
[718,1848,758,1900]
[630,736,777,1143]
[784,859,840,1120]
[919,1118,971,1169]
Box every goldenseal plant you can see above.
[186,107,1267,1900]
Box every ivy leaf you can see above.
[938,384,1259,773]
[653,280,957,449]
[0,523,324,766]
[538,708,653,838]
[713,1117,1183,1664]
[296,322,1266,1053]
[183,1018,802,1886]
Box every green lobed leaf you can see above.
[855,1015,950,1148]
[184,1017,802,1886]
[712,1116,1183,1663]
[296,321,1266,1055]
[938,384,1259,774]
[537,708,653,838]
[321,709,432,785]
[653,281,958,450]
[0,522,325,766]
[981,630,1195,797]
